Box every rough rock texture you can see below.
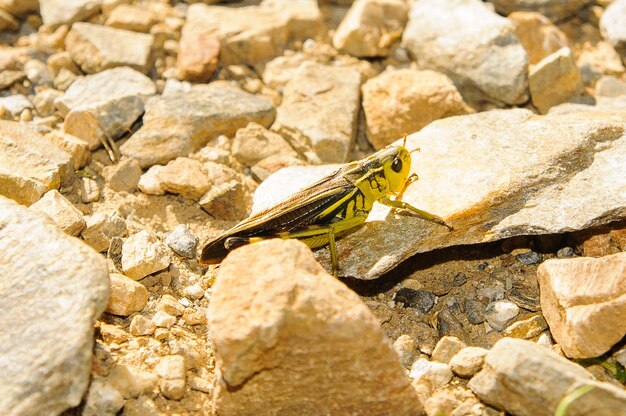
[121,82,276,168]
[183,4,289,66]
[177,7,220,82]
[209,239,421,415]
[508,11,570,65]
[489,0,589,22]
[529,47,583,114]
[65,22,155,74]
[403,0,528,105]
[102,158,142,193]
[121,230,172,280]
[362,69,468,149]
[260,0,322,42]
[333,0,408,58]
[469,338,626,416]
[257,109,626,279]
[106,273,148,316]
[81,212,127,253]
[273,62,361,163]
[449,347,488,378]
[105,4,157,33]
[231,122,299,167]
[44,131,90,170]
[140,157,209,200]
[600,0,626,54]
[0,121,71,206]
[29,189,85,236]
[0,196,110,416]
[537,252,626,358]
[0,0,39,16]
[55,67,156,149]
[39,0,100,28]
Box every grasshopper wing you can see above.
[200,169,358,264]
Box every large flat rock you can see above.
[0,196,110,416]
[256,109,626,279]
[120,82,275,168]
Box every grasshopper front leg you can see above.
[379,196,453,230]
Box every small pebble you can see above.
[484,300,520,331]
[515,251,542,265]
[393,334,416,368]
[465,300,486,325]
[409,358,453,389]
[393,288,436,314]
[557,246,575,258]
[165,225,198,259]
[477,262,488,271]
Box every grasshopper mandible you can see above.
[200,135,451,275]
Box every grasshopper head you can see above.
[380,144,412,194]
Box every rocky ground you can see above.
[1,0,626,415]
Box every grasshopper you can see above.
[200,136,451,275]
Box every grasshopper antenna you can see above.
[402,133,407,147]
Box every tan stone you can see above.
[0,196,110,416]
[177,9,220,82]
[503,314,548,339]
[362,68,468,149]
[538,252,626,358]
[209,239,421,415]
[81,212,127,253]
[469,338,626,416]
[129,315,156,336]
[102,158,142,193]
[260,0,322,42]
[0,121,71,206]
[199,179,250,221]
[509,11,570,65]
[120,83,275,168]
[431,336,467,364]
[490,0,588,21]
[40,0,100,28]
[56,67,156,149]
[157,295,185,317]
[105,4,157,33]
[100,323,129,344]
[274,63,361,163]
[449,347,488,378]
[106,365,157,399]
[106,273,148,316]
[65,22,154,74]
[184,4,289,66]
[403,0,528,105]
[121,231,172,280]
[30,190,85,236]
[232,122,298,167]
[44,131,90,170]
[333,0,408,58]
[151,157,210,201]
[530,47,583,114]
[0,0,39,16]
[155,355,186,400]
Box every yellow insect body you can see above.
[200,140,449,275]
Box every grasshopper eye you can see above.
[391,158,402,173]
